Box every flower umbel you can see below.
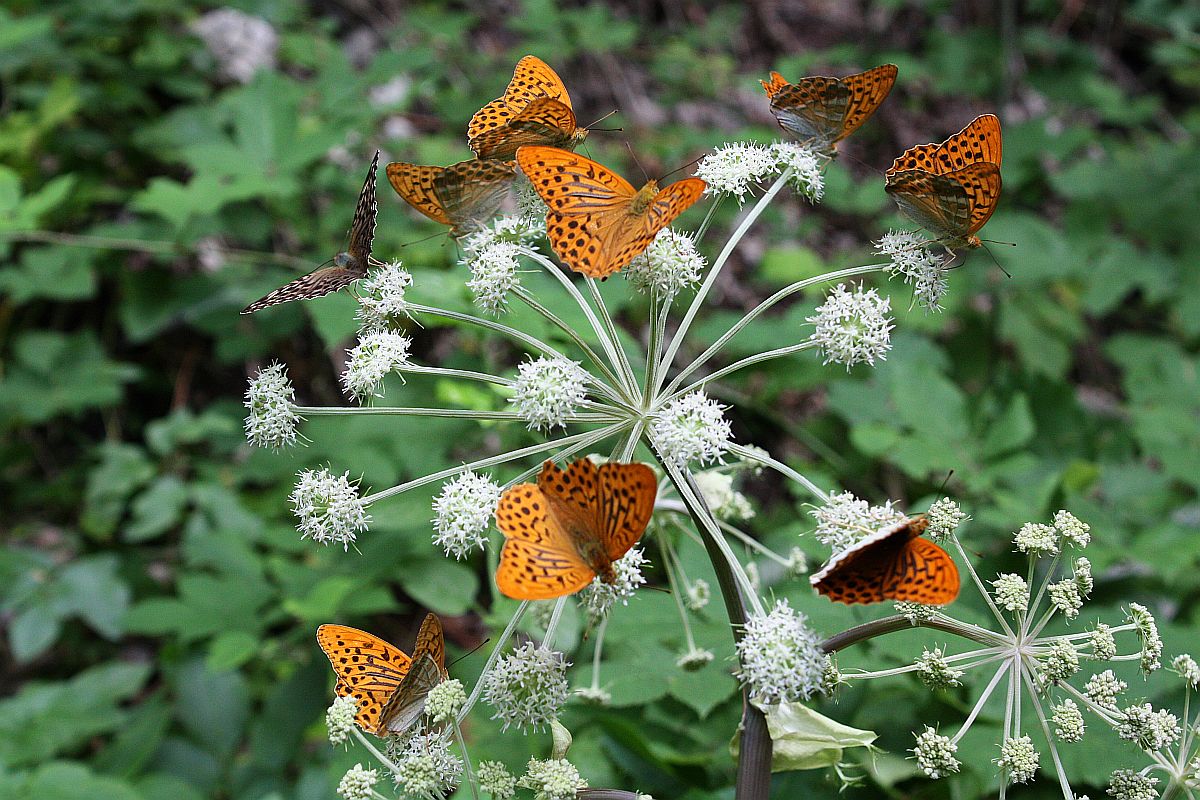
[734,598,825,703]
[510,357,588,432]
[244,362,302,449]
[432,471,503,559]
[483,643,571,732]
[876,230,951,310]
[625,228,706,298]
[651,391,732,467]
[342,330,412,401]
[807,283,893,369]
[394,729,463,800]
[290,468,370,550]
[326,695,357,745]
[518,758,588,800]
[578,548,648,620]
[477,761,517,800]
[809,491,905,553]
[913,727,961,779]
[337,764,379,800]
[355,261,413,332]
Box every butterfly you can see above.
[467,55,587,161]
[494,458,657,600]
[385,158,517,237]
[316,612,447,737]
[884,114,1003,249]
[760,64,898,154]
[242,151,382,314]
[515,145,706,278]
[810,516,960,605]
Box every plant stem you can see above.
[819,613,1009,653]
[457,602,529,724]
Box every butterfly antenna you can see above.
[582,108,619,130]
[659,153,705,182]
[624,142,650,183]
[981,244,1013,279]
[449,638,490,667]
[936,469,955,495]
[398,230,447,249]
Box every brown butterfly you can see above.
[494,458,657,600]
[385,158,517,237]
[760,64,897,154]
[810,516,960,605]
[242,151,382,314]
[315,613,447,737]
[515,145,706,278]
[884,114,1003,249]
[468,55,587,161]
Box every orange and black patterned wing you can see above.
[494,471,596,600]
[599,177,706,276]
[596,463,657,562]
[885,162,1000,243]
[379,653,442,735]
[760,71,789,98]
[387,162,452,225]
[882,537,960,605]
[347,151,380,261]
[887,114,1003,175]
[434,159,518,235]
[470,98,581,160]
[468,56,573,141]
[516,146,637,216]
[411,612,446,671]
[838,64,898,142]
[316,625,412,735]
[765,76,851,150]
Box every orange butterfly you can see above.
[242,151,382,313]
[468,55,587,161]
[884,114,1002,249]
[316,613,447,736]
[515,146,706,278]
[494,458,657,600]
[810,516,960,605]
[760,64,898,154]
[386,158,517,237]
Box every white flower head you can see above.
[786,547,808,576]
[770,142,824,201]
[1014,522,1059,557]
[624,228,706,298]
[913,727,960,779]
[1074,556,1094,596]
[807,283,893,369]
[341,330,412,401]
[394,729,463,799]
[993,573,1030,613]
[876,230,952,311]
[651,391,732,467]
[578,548,647,620]
[1052,699,1086,742]
[477,761,517,800]
[995,735,1039,784]
[510,357,588,431]
[516,181,551,236]
[696,142,777,202]
[1117,703,1181,750]
[1085,670,1128,710]
[483,643,571,732]
[424,678,466,724]
[465,240,523,315]
[336,763,378,800]
[809,491,906,553]
[191,9,278,83]
[734,598,825,703]
[1039,639,1081,685]
[1091,623,1117,661]
[1127,603,1163,674]
[917,647,964,689]
[895,601,936,625]
[290,468,371,550]
[432,471,502,559]
[355,261,413,332]
[1107,769,1159,800]
[1049,579,1084,620]
[244,362,302,449]
[1054,510,1091,548]
[326,695,357,745]
[1172,654,1200,688]
[519,757,588,800]
[693,470,754,521]
[676,647,715,671]
[685,578,710,611]
[925,498,968,541]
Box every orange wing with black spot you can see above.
[316,624,413,736]
[468,56,580,159]
[762,65,896,153]
[386,158,517,235]
[886,114,1003,176]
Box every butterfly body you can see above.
[516,146,706,278]
[884,114,1002,249]
[242,151,380,314]
[494,458,657,600]
[469,57,587,160]
[810,516,960,605]
[761,65,897,154]
[316,613,446,737]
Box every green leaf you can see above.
[731,700,876,772]
[980,393,1035,458]
[174,659,250,758]
[125,476,190,542]
[399,558,479,616]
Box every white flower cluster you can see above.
[341,330,412,401]
[518,757,587,800]
[477,761,517,800]
[809,490,906,553]
[510,357,588,431]
[431,471,502,559]
[807,283,893,369]
[355,261,412,332]
[336,764,378,800]
[244,362,301,449]
[876,230,952,311]
[394,730,462,800]
[578,548,648,620]
[482,643,571,732]
[916,647,963,689]
[651,391,733,467]
[290,468,370,550]
[191,9,278,83]
[995,735,1039,784]
[696,141,823,203]
[912,727,960,779]
[693,470,754,521]
[624,229,706,298]
[734,599,825,703]
[769,142,824,201]
[992,573,1030,613]
[465,240,523,315]
[925,498,968,540]
[1127,602,1163,674]
[424,678,466,723]
[325,695,357,746]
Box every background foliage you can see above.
[2,1,1199,798]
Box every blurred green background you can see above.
[2,1,1199,798]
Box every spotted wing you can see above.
[347,151,380,261]
[468,55,572,141]
[386,162,452,225]
[241,265,364,314]
[470,98,580,160]
[759,71,789,98]
[810,519,914,605]
[433,159,518,235]
[838,64,898,142]
[411,612,446,671]
[886,163,1000,241]
[883,537,961,605]
[516,145,637,217]
[316,625,412,735]
[596,463,657,562]
[494,477,595,600]
[767,76,850,150]
[595,177,706,277]
[379,653,442,735]
[887,113,1003,175]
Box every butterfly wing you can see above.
[953,161,1002,234]
[837,64,898,142]
[886,163,1000,244]
[887,114,1003,175]
[495,477,596,600]
[470,98,580,160]
[516,146,637,216]
[596,463,657,562]
[241,265,363,314]
[883,537,960,605]
[379,653,443,735]
[316,625,413,735]
[767,76,851,150]
[387,162,452,225]
[434,159,518,235]
[760,71,789,97]
[592,177,706,277]
[412,612,446,671]
[468,55,572,141]
[347,151,380,261]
